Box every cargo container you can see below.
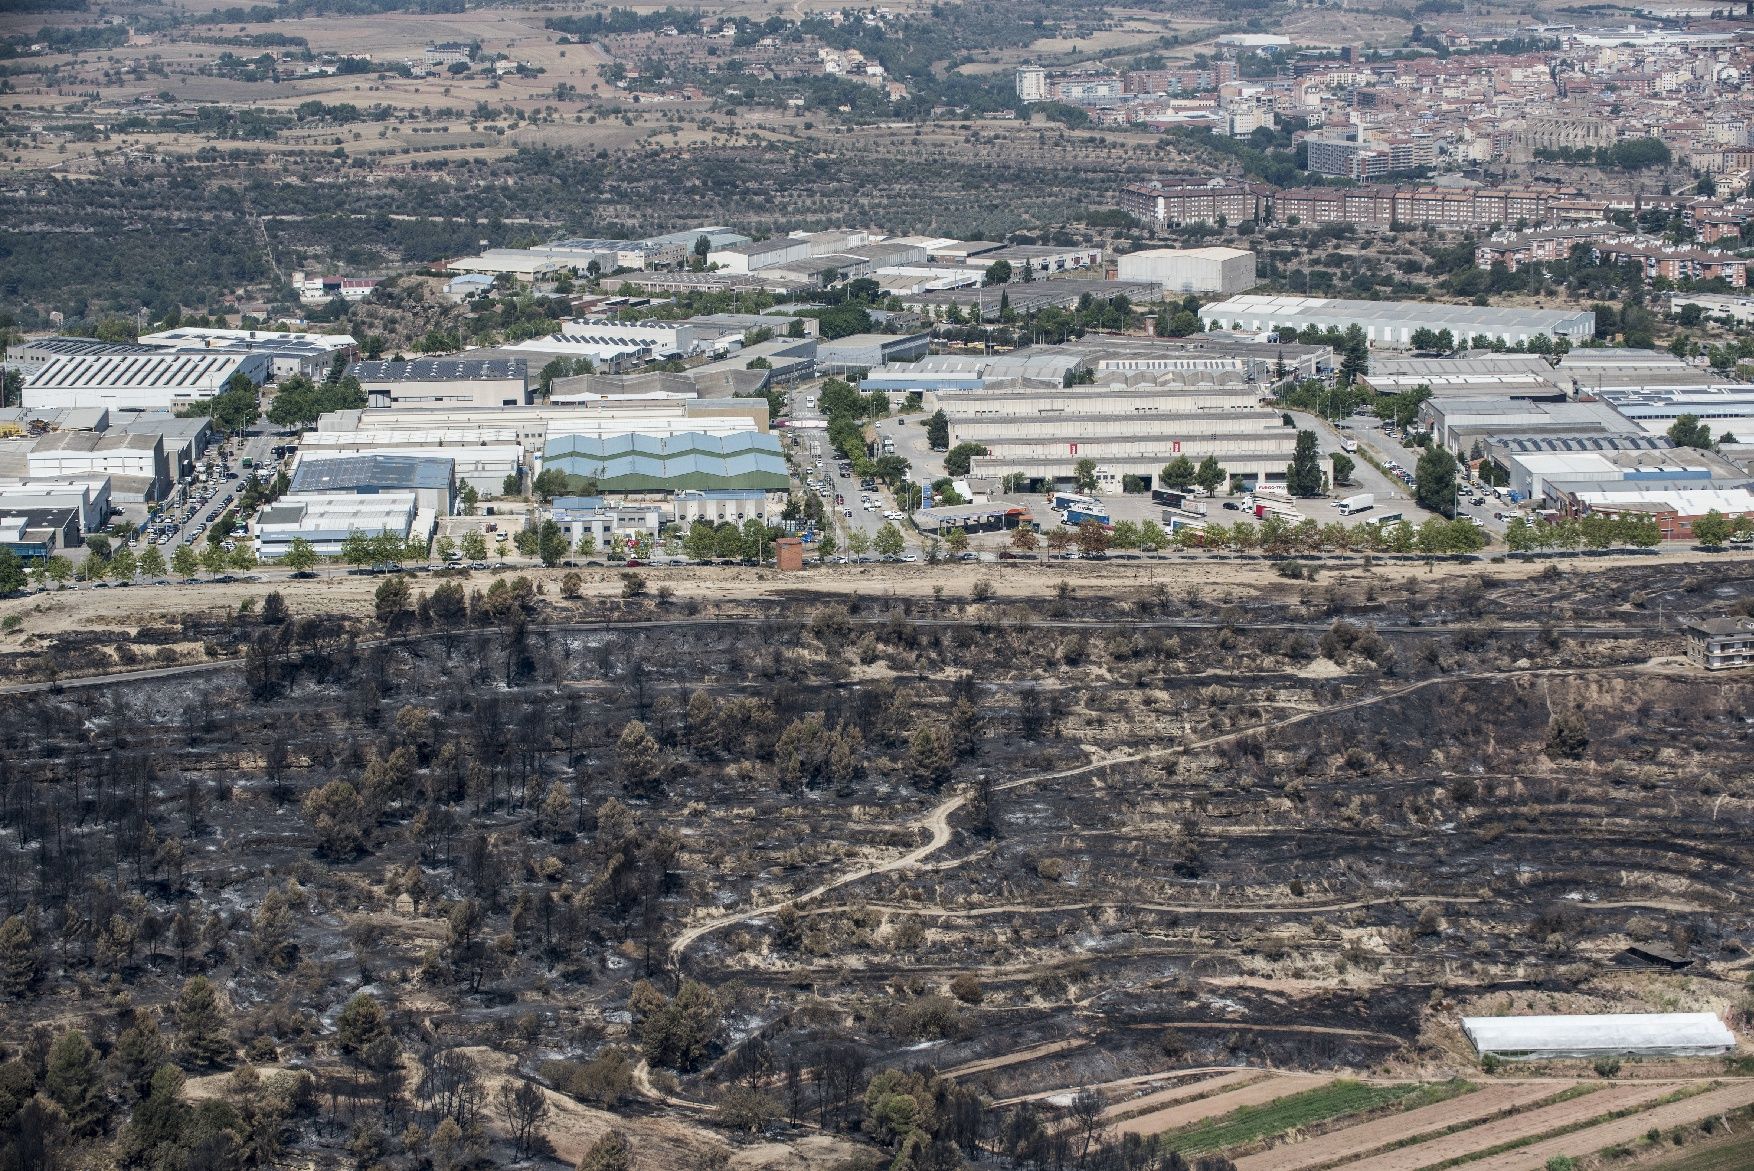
[1336,493,1375,516]
[1064,508,1111,527]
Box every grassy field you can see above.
[1638,1132,1754,1170]
[1157,1080,1464,1157]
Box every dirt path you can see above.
[1460,1081,1754,1171]
[1230,1082,1568,1171]
[804,895,1484,921]
[989,1066,1258,1108]
[1102,1071,1264,1120]
[1336,1082,1682,1171]
[941,1037,1090,1079]
[1117,1074,1333,1137]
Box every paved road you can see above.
[785,383,894,542]
[150,429,284,557]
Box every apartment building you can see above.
[1117,178,1266,227]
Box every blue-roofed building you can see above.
[539,430,788,495]
[290,452,456,515]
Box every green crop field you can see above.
[1648,1134,1754,1171]
[1157,1080,1471,1157]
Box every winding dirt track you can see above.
[669,663,1648,973]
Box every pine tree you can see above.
[1285,430,1325,497]
[0,914,39,999]
[45,1030,107,1136]
[174,975,233,1069]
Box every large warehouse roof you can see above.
[25,351,255,391]
[1200,295,1595,341]
[349,359,527,383]
[291,453,453,493]
[1463,1013,1734,1059]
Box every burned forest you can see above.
[0,560,1752,1171]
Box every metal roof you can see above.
[349,359,527,382]
[25,351,256,390]
[1202,294,1594,332]
[291,454,453,493]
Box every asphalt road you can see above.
[148,429,284,557]
[786,384,895,542]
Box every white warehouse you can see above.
[1199,295,1596,348]
[254,492,420,560]
[1463,1013,1735,1060]
[1117,247,1260,296]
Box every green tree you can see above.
[460,531,488,561]
[924,410,949,450]
[982,259,1012,286]
[0,548,25,595]
[944,442,988,477]
[1666,413,1715,450]
[631,980,721,1071]
[199,543,230,575]
[576,1130,632,1171]
[282,538,318,573]
[1160,455,1196,487]
[335,993,389,1059]
[815,529,837,559]
[1415,445,1459,518]
[1194,455,1226,494]
[1073,457,1100,494]
[1693,509,1733,548]
[138,544,167,579]
[374,575,411,623]
[536,519,569,567]
[171,544,199,579]
[0,914,38,999]
[174,976,233,1069]
[45,1030,106,1136]
[1285,430,1325,496]
[1330,452,1356,485]
[302,780,367,858]
[873,522,905,557]
[189,371,261,435]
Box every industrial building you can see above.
[136,328,357,380]
[254,493,420,560]
[549,496,665,549]
[316,400,767,454]
[0,479,111,538]
[1421,398,1639,452]
[0,430,171,502]
[349,359,529,409]
[679,338,818,392]
[538,431,788,495]
[295,431,521,495]
[948,406,1297,490]
[19,348,271,413]
[289,453,456,516]
[672,488,788,527]
[1462,1013,1734,1060]
[815,332,931,374]
[1364,355,1568,401]
[1567,485,1754,541]
[1593,385,1754,435]
[1117,247,1260,296]
[903,280,1162,321]
[1199,295,1597,348]
[0,509,80,559]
